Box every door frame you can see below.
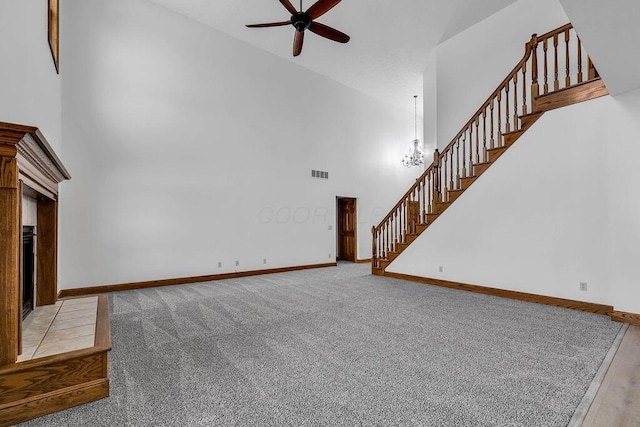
[336,197,357,262]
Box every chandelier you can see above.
[401,95,424,168]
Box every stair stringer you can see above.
[371,112,544,276]
[384,95,612,305]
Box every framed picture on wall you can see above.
[48,0,59,73]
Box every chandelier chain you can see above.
[414,95,418,140]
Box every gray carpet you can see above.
[22,263,621,426]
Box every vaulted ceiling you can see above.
[144,0,519,113]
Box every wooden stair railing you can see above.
[372,23,608,274]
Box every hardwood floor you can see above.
[582,325,640,426]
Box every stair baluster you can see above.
[372,24,607,274]
[482,108,488,162]
[531,35,539,99]
[553,33,560,91]
[577,38,583,84]
[543,38,549,94]
[522,61,528,115]
[497,92,502,147]
[565,28,571,87]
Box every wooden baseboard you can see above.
[0,378,109,427]
[383,272,614,315]
[59,262,338,298]
[610,311,640,327]
[355,258,372,264]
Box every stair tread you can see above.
[487,145,508,152]
[502,128,525,137]
[537,77,603,96]
[375,33,602,275]
[519,111,544,119]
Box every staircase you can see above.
[372,23,608,275]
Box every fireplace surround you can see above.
[0,122,70,365]
[0,122,112,425]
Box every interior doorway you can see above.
[337,197,357,262]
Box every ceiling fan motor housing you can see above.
[292,12,311,32]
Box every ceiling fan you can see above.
[246,0,350,57]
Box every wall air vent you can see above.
[311,170,329,179]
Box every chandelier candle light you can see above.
[402,95,424,168]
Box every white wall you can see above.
[605,87,640,313]
[388,97,610,304]
[58,0,420,289]
[422,51,438,159]
[0,0,62,153]
[389,90,640,314]
[391,0,640,314]
[434,0,569,148]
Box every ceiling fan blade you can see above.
[279,0,298,15]
[308,22,349,43]
[306,0,341,20]
[293,31,304,57]
[246,21,291,28]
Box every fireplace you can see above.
[0,124,112,426]
[22,226,35,319]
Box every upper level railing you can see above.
[372,24,599,267]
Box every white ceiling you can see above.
[144,0,518,114]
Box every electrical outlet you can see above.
[328,225,333,231]
[439,266,443,273]
[263,259,267,265]
[328,253,332,258]
[235,261,239,267]
[218,262,222,268]
[580,282,588,291]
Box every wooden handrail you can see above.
[438,44,534,157]
[537,23,573,42]
[375,163,436,229]
[374,32,539,233]
[372,23,600,268]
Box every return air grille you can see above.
[311,170,329,179]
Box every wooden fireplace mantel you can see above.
[1,123,112,424]
[0,121,70,367]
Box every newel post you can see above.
[530,34,540,100]
[371,226,376,260]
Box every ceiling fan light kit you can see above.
[246,0,350,57]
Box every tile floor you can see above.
[18,296,98,362]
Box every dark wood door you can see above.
[337,198,356,262]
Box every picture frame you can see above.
[48,0,59,73]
